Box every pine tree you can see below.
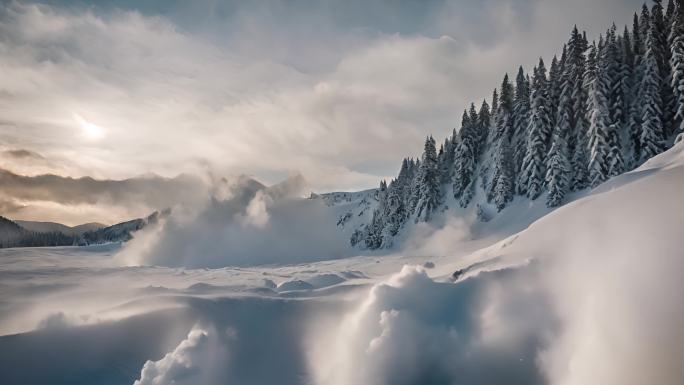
[640,20,667,162]
[479,89,499,192]
[586,41,613,187]
[453,110,475,203]
[519,58,552,199]
[513,66,532,180]
[630,12,648,166]
[413,136,441,222]
[489,75,515,211]
[567,26,590,191]
[545,135,571,207]
[478,99,492,151]
[551,44,574,196]
[548,54,562,128]
[653,0,677,137]
[634,12,645,57]
[604,29,626,177]
[670,0,684,134]
[667,0,676,25]
[641,4,652,45]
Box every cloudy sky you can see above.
[0,0,643,224]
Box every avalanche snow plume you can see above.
[307,265,555,385]
[134,325,230,385]
[118,174,352,267]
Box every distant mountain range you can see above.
[14,220,106,236]
[0,210,168,248]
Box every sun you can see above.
[73,113,106,140]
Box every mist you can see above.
[118,174,353,268]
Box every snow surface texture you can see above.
[1,141,684,384]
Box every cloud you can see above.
[134,325,230,385]
[2,149,44,160]
[119,174,352,268]
[0,0,644,199]
[0,197,26,215]
[0,168,208,224]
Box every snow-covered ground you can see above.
[2,140,684,385]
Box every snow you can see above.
[1,141,684,384]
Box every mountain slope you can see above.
[351,1,684,250]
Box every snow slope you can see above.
[1,140,683,385]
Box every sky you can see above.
[0,0,644,225]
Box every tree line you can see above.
[354,0,684,249]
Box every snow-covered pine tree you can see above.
[362,180,390,249]
[513,66,531,182]
[453,104,481,207]
[640,18,668,162]
[519,58,552,199]
[567,26,590,191]
[670,0,684,134]
[653,0,677,137]
[629,12,647,166]
[641,4,652,45]
[545,134,571,208]
[479,89,499,192]
[585,41,613,187]
[453,110,473,200]
[547,48,574,207]
[620,25,636,131]
[667,0,676,25]
[604,28,626,177]
[489,75,515,211]
[413,136,441,222]
[378,178,407,247]
[634,12,645,57]
[439,133,455,187]
[548,54,562,129]
[477,99,492,152]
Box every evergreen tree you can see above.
[548,54,562,128]
[670,0,684,134]
[586,42,613,187]
[567,26,590,191]
[479,89,499,192]
[519,58,552,199]
[653,0,677,137]
[545,135,571,207]
[513,66,532,179]
[551,42,574,198]
[604,29,627,177]
[667,0,676,25]
[641,4,652,44]
[630,12,648,166]
[453,110,474,202]
[489,75,515,211]
[413,136,441,222]
[478,99,492,151]
[640,20,667,162]
[634,12,645,57]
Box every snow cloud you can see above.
[119,174,352,267]
[134,326,230,385]
[307,265,553,385]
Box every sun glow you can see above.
[73,113,106,140]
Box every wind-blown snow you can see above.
[118,175,353,268]
[134,326,230,385]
